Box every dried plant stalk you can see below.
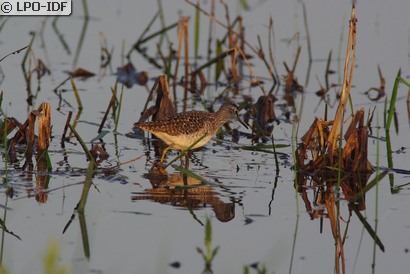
[25,112,35,164]
[37,102,51,156]
[155,75,176,120]
[327,6,357,162]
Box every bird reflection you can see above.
[132,173,235,222]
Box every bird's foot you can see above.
[148,159,168,178]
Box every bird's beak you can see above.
[236,115,249,129]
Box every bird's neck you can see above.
[210,111,228,131]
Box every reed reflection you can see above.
[295,171,385,274]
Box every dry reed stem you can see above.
[0,118,19,140]
[325,192,346,274]
[302,2,312,64]
[35,105,51,202]
[185,0,259,59]
[61,111,72,142]
[183,17,189,110]
[257,35,276,88]
[206,0,215,65]
[190,69,206,94]
[25,112,35,164]
[153,75,176,121]
[173,17,190,111]
[327,5,357,162]
[238,17,244,78]
[98,90,116,133]
[186,0,228,32]
[222,1,239,84]
[136,75,176,125]
[236,45,266,95]
[268,17,280,87]
[188,0,276,94]
[191,48,236,75]
[37,102,51,155]
[172,18,183,98]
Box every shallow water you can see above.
[1,1,410,274]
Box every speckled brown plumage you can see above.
[134,102,247,151]
[136,110,215,136]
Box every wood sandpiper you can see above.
[134,102,248,162]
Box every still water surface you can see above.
[1,1,409,273]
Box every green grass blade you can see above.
[70,78,83,110]
[386,71,400,131]
[114,86,124,132]
[240,144,289,150]
[349,171,387,203]
[82,0,89,19]
[171,165,209,187]
[67,124,94,163]
[240,144,288,156]
[52,17,71,55]
[78,211,90,259]
[77,160,96,214]
[67,124,96,213]
[135,21,178,48]
[205,217,212,250]
[21,33,35,81]
[91,131,109,143]
[385,129,397,194]
[385,71,410,131]
[352,206,385,252]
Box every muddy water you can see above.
[1,1,409,273]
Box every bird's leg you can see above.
[160,146,171,163]
[185,152,190,169]
[179,151,190,168]
[181,153,190,185]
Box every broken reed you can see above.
[36,103,51,201]
[0,102,52,169]
[37,103,51,156]
[0,101,52,204]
